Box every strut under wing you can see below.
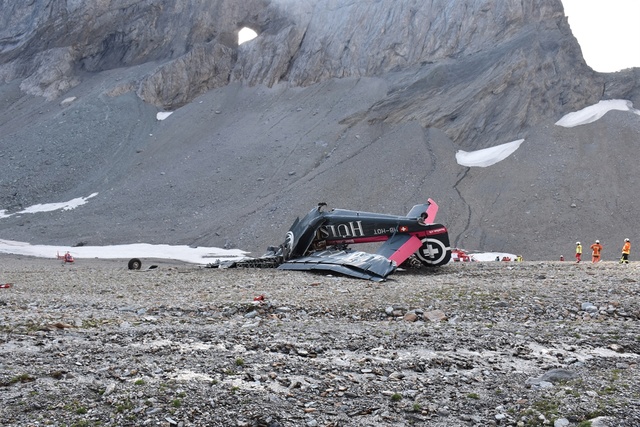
[376,234,423,266]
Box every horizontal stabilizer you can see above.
[377,234,423,266]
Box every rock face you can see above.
[3,0,640,140]
[0,0,639,259]
[4,0,636,140]
[0,0,263,104]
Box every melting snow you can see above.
[470,252,519,262]
[0,239,247,264]
[0,193,98,219]
[555,99,640,127]
[456,139,524,168]
[456,99,639,168]
[0,193,246,264]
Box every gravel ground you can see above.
[1,256,639,426]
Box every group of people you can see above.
[575,238,631,264]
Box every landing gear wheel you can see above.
[282,231,295,261]
[415,237,451,267]
[128,258,142,270]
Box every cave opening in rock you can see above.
[238,27,258,45]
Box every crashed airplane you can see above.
[213,198,451,281]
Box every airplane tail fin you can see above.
[406,198,439,223]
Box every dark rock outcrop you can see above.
[3,0,638,145]
[0,0,263,104]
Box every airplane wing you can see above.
[278,249,396,281]
[376,234,423,265]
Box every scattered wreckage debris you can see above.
[451,248,475,262]
[209,198,451,281]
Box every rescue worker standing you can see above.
[575,241,582,263]
[590,240,603,263]
[620,238,631,264]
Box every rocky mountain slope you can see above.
[1,0,639,259]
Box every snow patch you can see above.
[555,99,640,128]
[156,111,173,120]
[456,139,524,168]
[60,96,76,106]
[0,193,98,219]
[469,252,518,262]
[0,239,247,265]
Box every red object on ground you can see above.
[0,283,12,288]
[57,251,75,263]
[451,248,472,262]
[253,295,265,301]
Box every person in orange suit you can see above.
[590,240,602,263]
[620,238,631,264]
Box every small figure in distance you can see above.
[620,238,631,264]
[575,241,582,263]
[590,240,602,263]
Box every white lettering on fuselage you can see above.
[323,221,365,239]
[373,227,398,235]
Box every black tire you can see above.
[415,237,451,267]
[128,258,142,270]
